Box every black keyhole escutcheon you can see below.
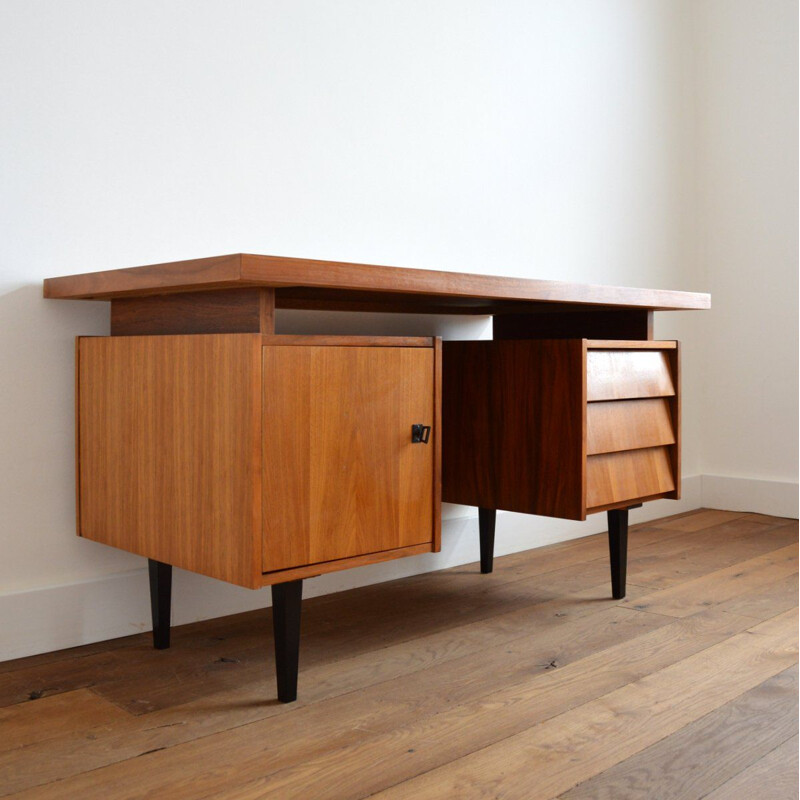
[411,424,431,444]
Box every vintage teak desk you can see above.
[43,254,709,702]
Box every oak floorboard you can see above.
[0,522,651,709]
[184,602,785,800]
[621,519,798,589]
[532,519,798,595]
[0,513,775,702]
[0,689,130,753]
[88,565,608,714]
[621,542,798,617]
[702,734,799,800]
[559,665,798,800]
[718,570,799,620]
[43,517,724,716]
[0,591,659,797]
[1,509,796,800]
[650,509,748,532]
[366,610,798,800]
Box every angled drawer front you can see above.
[585,341,680,512]
[262,343,437,573]
[586,447,676,509]
[442,339,679,520]
[587,349,675,401]
[586,398,675,455]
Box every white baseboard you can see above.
[0,471,782,663]
[702,474,798,519]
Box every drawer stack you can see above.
[442,338,680,520]
[585,343,680,512]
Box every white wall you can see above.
[0,1,793,660]
[692,0,798,515]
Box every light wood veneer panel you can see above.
[78,334,262,587]
[587,350,675,401]
[587,446,676,510]
[262,345,435,572]
[587,398,676,455]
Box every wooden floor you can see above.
[1,508,797,799]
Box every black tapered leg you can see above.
[607,508,629,600]
[271,579,303,703]
[478,508,496,574]
[148,559,172,650]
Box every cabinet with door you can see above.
[77,334,441,588]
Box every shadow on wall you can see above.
[0,284,140,597]
[275,308,491,340]
[0,286,491,602]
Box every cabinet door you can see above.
[262,346,435,573]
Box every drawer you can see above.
[587,349,675,401]
[443,338,680,521]
[587,398,675,455]
[587,446,676,510]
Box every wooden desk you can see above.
[44,253,709,701]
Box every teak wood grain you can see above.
[442,339,586,519]
[262,344,437,573]
[259,543,434,586]
[586,446,676,510]
[77,334,263,587]
[77,334,441,588]
[586,349,676,401]
[110,288,276,335]
[586,398,675,455]
[43,253,711,311]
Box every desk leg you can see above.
[148,560,172,650]
[272,579,303,703]
[478,508,496,574]
[607,509,629,599]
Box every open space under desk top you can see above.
[43,253,710,314]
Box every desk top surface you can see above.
[43,253,710,313]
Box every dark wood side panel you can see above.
[110,288,275,335]
[442,340,585,520]
[493,309,653,341]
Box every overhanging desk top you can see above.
[43,253,710,314]
[47,252,707,703]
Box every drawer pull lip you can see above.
[411,424,431,444]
